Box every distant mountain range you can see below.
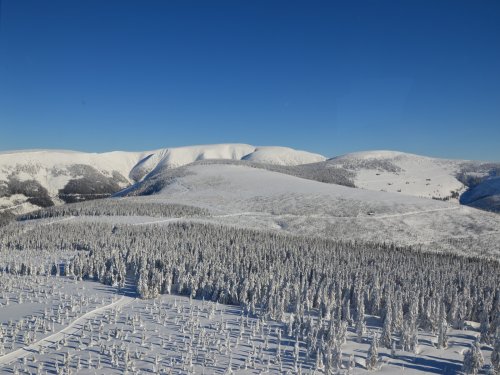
[0,144,499,217]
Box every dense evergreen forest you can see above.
[1,219,498,370]
[16,200,209,220]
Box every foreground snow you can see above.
[0,276,494,374]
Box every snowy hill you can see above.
[0,144,326,215]
[325,150,500,210]
[118,163,500,256]
[128,144,325,181]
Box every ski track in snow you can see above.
[20,216,75,235]
[372,206,460,219]
[0,295,135,366]
[131,206,461,226]
[40,216,75,226]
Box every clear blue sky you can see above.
[1,1,499,160]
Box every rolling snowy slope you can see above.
[0,144,325,215]
[325,150,500,209]
[118,163,500,257]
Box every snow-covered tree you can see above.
[462,340,484,375]
[365,334,379,371]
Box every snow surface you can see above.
[2,153,499,374]
[129,144,326,181]
[242,146,326,165]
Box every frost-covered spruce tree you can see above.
[333,340,343,370]
[355,289,366,343]
[479,309,491,345]
[411,329,419,354]
[381,303,393,349]
[365,334,379,371]
[392,291,404,333]
[492,335,500,375]
[462,340,484,375]
[137,272,149,299]
[400,320,412,352]
[356,317,366,343]
[437,303,448,349]
[347,354,356,371]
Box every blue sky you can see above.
[0,1,499,160]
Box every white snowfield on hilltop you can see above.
[329,150,472,201]
[128,144,326,181]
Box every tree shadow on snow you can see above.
[392,354,462,374]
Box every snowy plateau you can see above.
[0,143,499,375]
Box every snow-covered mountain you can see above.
[1,145,499,217]
[0,144,326,214]
[128,144,325,181]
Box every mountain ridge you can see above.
[1,144,499,217]
[0,144,326,215]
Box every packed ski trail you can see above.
[372,206,460,219]
[131,206,461,226]
[0,295,135,366]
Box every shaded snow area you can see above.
[0,277,494,374]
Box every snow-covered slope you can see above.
[119,163,500,256]
[242,146,326,165]
[2,145,498,218]
[327,151,465,200]
[326,150,500,207]
[0,144,326,215]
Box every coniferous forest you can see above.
[1,215,499,373]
